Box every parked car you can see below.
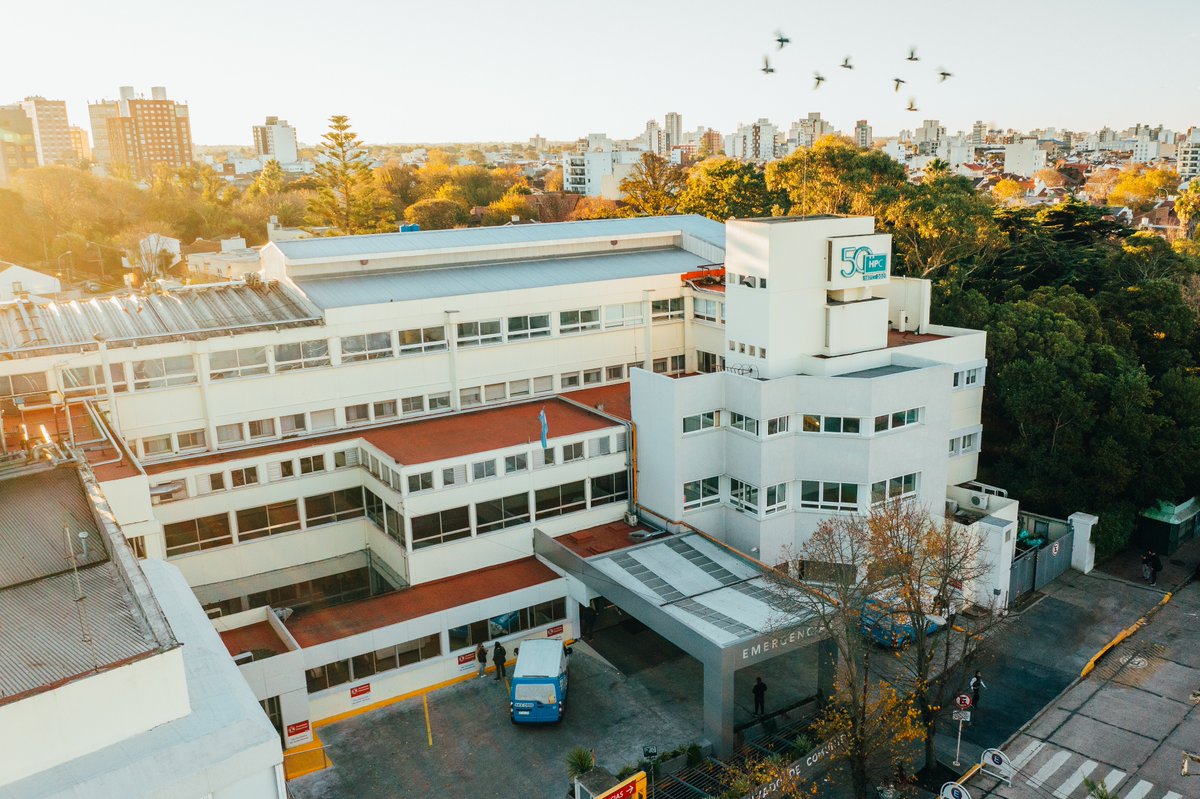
[860,594,948,648]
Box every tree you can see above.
[922,158,950,182]
[403,197,465,230]
[542,166,564,193]
[246,159,285,199]
[619,152,686,216]
[569,197,625,220]
[992,178,1026,207]
[306,115,395,234]
[482,188,540,226]
[677,157,781,220]
[1175,180,1200,239]
[375,161,422,218]
[766,136,906,217]
[1033,167,1070,189]
[1108,166,1179,211]
[881,174,1001,283]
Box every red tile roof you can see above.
[286,557,559,647]
[563,382,631,422]
[886,329,948,348]
[220,621,288,658]
[558,520,645,558]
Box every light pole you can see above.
[55,250,73,284]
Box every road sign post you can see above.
[952,694,973,766]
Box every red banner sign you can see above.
[286,720,310,737]
[546,624,564,637]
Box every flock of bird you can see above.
[762,32,952,113]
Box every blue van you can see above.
[860,596,947,648]
[509,639,571,724]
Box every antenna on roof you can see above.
[63,523,101,673]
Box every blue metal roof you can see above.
[294,247,715,309]
[273,215,725,261]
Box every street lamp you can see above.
[55,250,73,283]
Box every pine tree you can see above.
[247,159,285,199]
[306,115,394,234]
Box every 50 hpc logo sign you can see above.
[828,233,892,289]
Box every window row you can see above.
[948,432,980,456]
[678,473,922,516]
[726,271,768,290]
[727,339,767,358]
[692,297,725,324]
[682,409,920,440]
[305,633,443,693]
[448,598,567,651]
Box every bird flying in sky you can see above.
[893,77,906,92]
[840,56,853,70]
[761,55,775,74]
[813,71,826,89]
[775,31,790,49]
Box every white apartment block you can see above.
[1179,140,1200,180]
[1003,139,1047,178]
[664,112,683,151]
[725,119,778,162]
[787,112,834,152]
[252,116,300,165]
[562,147,644,198]
[854,120,872,149]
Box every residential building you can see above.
[914,119,945,155]
[664,112,683,152]
[0,105,38,187]
[69,124,91,161]
[561,142,644,198]
[643,119,663,155]
[0,462,285,798]
[698,128,723,158]
[0,262,60,300]
[854,119,872,149]
[787,112,834,151]
[88,86,194,179]
[19,96,72,165]
[529,133,548,151]
[726,119,777,162]
[186,237,261,281]
[252,116,299,165]
[1179,135,1200,180]
[971,120,987,148]
[1003,138,1047,177]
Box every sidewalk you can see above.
[1095,532,1200,589]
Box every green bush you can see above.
[566,747,594,780]
[685,743,703,767]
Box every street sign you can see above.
[952,710,971,722]
[980,748,1015,785]
[939,782,972,799]
[955,694,973,709]
[1052,541,1061,556]
[597,771,647,799]
[642,746,657,759]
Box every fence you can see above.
[1009,517,1076,606]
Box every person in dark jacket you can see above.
[1148,550,1163,586]
[492,640,508,681]
[752,677,767,716]
[475,642,487,678]
[1141,551,1152,583]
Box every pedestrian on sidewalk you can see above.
[1141,551,1152,583]
[1148,550,1163,586]
[475,642,487,678]
[492,640,508,681]
[752,677,767,716]
[581,604,597,640]
[970,670,986,708]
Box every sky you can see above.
[6,0,1200,147]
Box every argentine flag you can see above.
[539,407,548,450]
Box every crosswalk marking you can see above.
[1122,780,1153,799]
[1101,769,1125,792]
[1011,740,1045,770]
[1053,759,1096,798]
[1161,792,1181,799]
[1028,750,1071,789]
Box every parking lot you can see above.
[288,634,705,799]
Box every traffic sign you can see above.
[955,694,973,709]
[597,771,647,799]
[939,782,972,799]
[980,748,1015,785]
[952,710,971,722]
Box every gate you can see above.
[1009,548,1036,605]
[1034,529,1074,590]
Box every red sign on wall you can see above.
[285,720,312,748]
[350,683,371,705]
[546,624,564,637]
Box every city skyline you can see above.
[5,0,1199,146]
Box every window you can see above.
[764,483,789,514]
[651,297,684,321]
[472,459,497,480]
[484,383,506,402]
[248,418,275,439]
[401,395,425,415]
[588,436,611,457]
[429,392,451,411]
[476,493,531,534]
[604,303,643,328]
[533,375,554,394]
[767,416,789,435]
[505,453,527,474]
[164,513,232,556]
[174,429,205,451]
[310,409,336,431]
[949,433,980,456]
[305,660,352,693]
[62,364,127,395]
[407,471,433,493]
[559,308,600,334]
[535,481,587,519]
[132,356,196,390]
[150,481,187,504]
[334,448,359,469]
[591,472,628,505]
[653,358,668,373]
[364,488,385,532]
[209,347,268,380]
[682,411,720,433]
[605,365,625,381]
[345,403,370,424]
[459,386,482,407]
[398,326,447,354]
[730,412,760,435]
[274,460,295,480]
[560,372,581,389]
[364,634,441,675]
[304,488,365,526]
[456,320,502,348]
[374,400,398,419]
[953,367,983,389]
[683,476,721,509]
[562,442,585,462]
[340,332,393,362]
[580,368,601,386]
[236,501,301,541]
[506,314,551,340]
[874,407,921,433]
[142,435,172,456]
[871,472,919,505]
[411,506,471,548]
[231,467,259,487]
[442,464,467,486]
[803,415,860,434]
[729,478,760,513]
[509,379,530,397]
[669,354,686,374]
[280,413,306,435]
[300,455,325,475]
[693,297,721,323]
[216,423,244,447]
[274,339,330,371]
[534,447,556,468]
[800,481,860,511]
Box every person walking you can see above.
[1141,551,1152,583]
[492,640,508,681]
[752,677,767,716]
[581,604,597,640]
[1148,550,1163,586]
[969,670,986,708]
[475,642,488,679]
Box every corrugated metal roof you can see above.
[273,214,726,261]
[0,281,323,359]
[294,247,714,309]
[0,468,106,587]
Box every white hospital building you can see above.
[0,213,1083,778]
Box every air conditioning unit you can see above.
[623,511,638,526]
[945,499,959,514]
[968,491,990,510]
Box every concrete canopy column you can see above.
[703,658,736,757]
